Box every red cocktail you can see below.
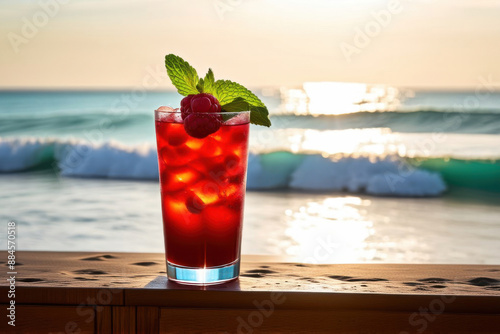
[155,108,249,284]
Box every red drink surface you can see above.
[155,115,249,268]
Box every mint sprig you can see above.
[214,80,271,127]
[164,54,271,127]
[165,54,199,96]
[203,68,216,95]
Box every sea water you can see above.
[0,86,499,263]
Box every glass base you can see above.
[166,260,240,285]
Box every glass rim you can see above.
[155,108,250,116]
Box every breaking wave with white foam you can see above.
[0,137,450,197]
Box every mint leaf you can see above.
[221,97,249,113]
[203,68,216,96]
[214,80,271,127]
[196,78,204,93]
[248,105,271,127]
[165,54,199,96]
[220,97,250,123]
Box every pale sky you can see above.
[1,0,500,90]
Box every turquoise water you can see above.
[1,90,500,193]
[0,88,499,263]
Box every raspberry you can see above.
[181,93,222,138]
[185,192,205,214]
[180,93,221,119]
[184,113,221,138]
[180,95,194,119]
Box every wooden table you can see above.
[1,251,500,333]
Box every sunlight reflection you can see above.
[300,128,398,156]
[280,82,402,115]
[250,128,401,157]
[251,128,498,160]
[284,196,377,263]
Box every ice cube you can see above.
[162,194,203,234]
[201,138,223,158]
[188,180,221,205]
[160,166,201,192]
[203,204,241,236]
[156,107,182,123]
[160,145,192,166]
[224,113,249,125]
[156,106,176,112]
[166,125,188,147]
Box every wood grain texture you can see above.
[0,251,499,333]
[159,308,500,334]
[112,306,136,334]
[96,306,112,334]
[1,286,124,306]
[1,251,499,297]
[0,305,95,334]
[0,251,499,312]
[127,288,500,313]
[137,306,160,334]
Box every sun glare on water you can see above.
[251,127,401,157]
[284,197,378,263]
[280,82,402,116]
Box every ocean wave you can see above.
[275,107,500,116]
[269,110,500,134]
[0,137,56,172]
[0,113,151,136]
[287,155,446,196]
[0,137,455,197]
[0,138,158,179]
[1,110,500,137]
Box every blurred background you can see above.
[1,0,499,264]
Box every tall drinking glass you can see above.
[154,109,250,284]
